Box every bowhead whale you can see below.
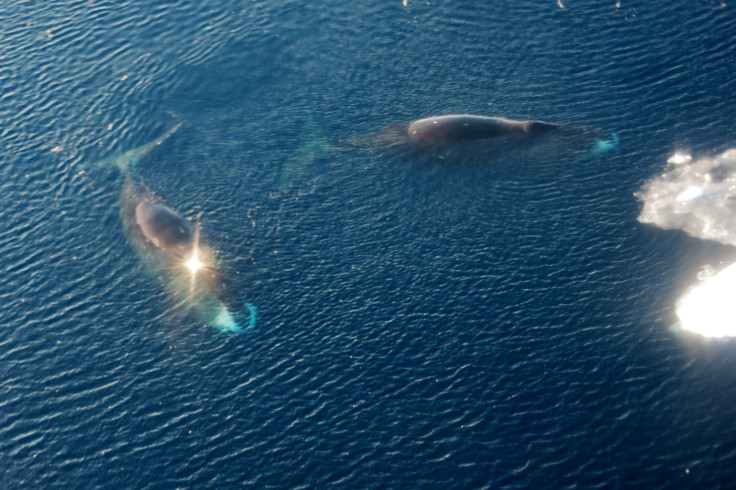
[134,201,195,257]
[80,124,256,334]
[350,113,618,165]
[407,115,558,144]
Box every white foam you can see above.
[637,149,736,246]
[639,149,736,337]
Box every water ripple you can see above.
[1,0,735,488]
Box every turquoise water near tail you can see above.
[2,1,736,487]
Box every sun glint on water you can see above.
[186,254,202,273]
[677,263,736,338]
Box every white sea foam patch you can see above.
[677,263,736,338]
[638,149,736,337]
[637,149,736,247]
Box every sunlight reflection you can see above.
[187,219,203,297]
[186,253,202,274]
[677,263,736,338]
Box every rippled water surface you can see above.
[2,0,736,488]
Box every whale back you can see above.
[135,201,194,255]
[407,115,558,143]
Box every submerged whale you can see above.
[81,124,256,334]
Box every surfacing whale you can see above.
[135,201,195,256]
[353,113,618,165]
[80,125,256,334]
[407,115,558,144]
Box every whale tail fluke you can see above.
[590,132,620,155]
[211,302,257,335]
[244,302,258,331]
[75,122,182,174]
[277,117,330,189]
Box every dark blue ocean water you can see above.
[2,0,736,488]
